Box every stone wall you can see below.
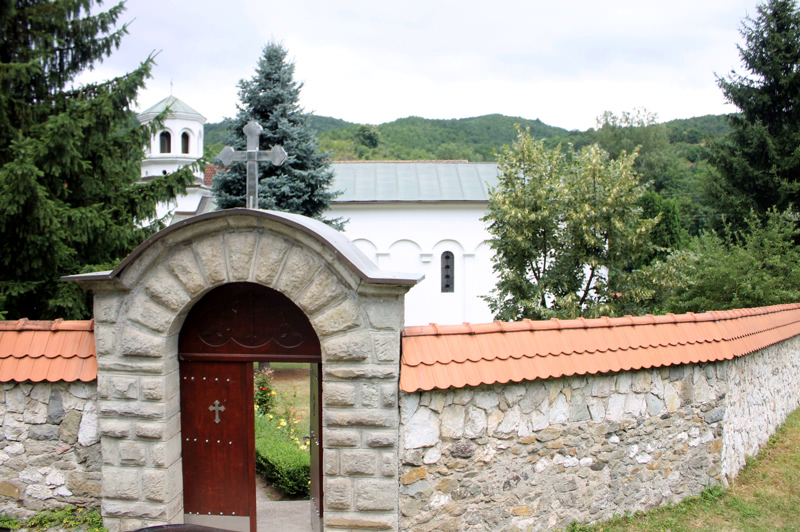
[398,336,800,532]
[0,381,101,518]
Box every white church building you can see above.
[138,96,500,326]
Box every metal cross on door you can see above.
[180,361,256,532]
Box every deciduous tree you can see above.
[483,128,659,321]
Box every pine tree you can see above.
[707,0,800,225]
[212,43,338,223]
[0,0,196,320]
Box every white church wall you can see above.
[329,202,497,326]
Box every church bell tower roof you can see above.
[138,95,206,124]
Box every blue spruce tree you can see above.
[212,43,339,225]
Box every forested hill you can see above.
[205,113,731,163]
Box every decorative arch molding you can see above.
[65,209,420,532]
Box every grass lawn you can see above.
[563,406,800,532]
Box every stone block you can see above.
[169,248,206,296]
[100,401,165,419]
[94,327,116,357]
[632,371,651,393]
[23,398,48,424]
[381,452,396,476]
[94,292,125,323]
[463,405,487,439]
[143,470,166,502]
[365,431,396,448]
[296,267,346,316]
[473,390,499,411]
[140,378,165,401]
[341,451,377,475]
[253,234,291,286]
[380,383,397,408]
[323,383,357,407]
[226,232,257,281]
[0,481,22,500]
[325,513,395,530]
[324,429,359,447]
[403,407,440,449]
[2,413,26,441]
[324,409,398,428]
[5,386,25,413]
[78,402,100,446]
[58,410,81,443]
[440,405,465,439]
[325,365,397,380]
[119,441,146,466]
[120,327,165,358]
[30,382,51,403]
[110,377,139,400]
[312,299,363,338]
[325,478,352,510]
[135,423,165,440]
[102,467,141,500]
[145,269,191,313]
[274,247,322,300]
[361,297,403,330]
[324,450,339,475]
[361,384,379,408]
[102,499,169,520]
[646,393,665,416]
[100,420,131,439]
[194,234,227,285]
[127,295,174,333]
[373,333,400,362]
[29,424,58,440]
[322,332,372,362]
[69,381,95,399]
[355,479,396,511]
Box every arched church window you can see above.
[160,132,171,153]
[181,132,190,154]
[441,251,454,293]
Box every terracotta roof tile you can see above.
[0,319,96,382]
[400,303,800,392]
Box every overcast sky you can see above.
[76,0,762,131]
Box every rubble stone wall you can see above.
[398,336,800,532]
[0,381,101,518]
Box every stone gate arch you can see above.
[66,209,420,532]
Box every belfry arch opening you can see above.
[178,282,322,532]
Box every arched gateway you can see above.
[65,210,420,532]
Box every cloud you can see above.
[74,0,760,130]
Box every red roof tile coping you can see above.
[0,319,96,383]
[400,303,800,392]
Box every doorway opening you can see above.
[253,362,318,531]
[178,282,322,532]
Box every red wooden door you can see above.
[309,364,322,532]
[180,361,255,532]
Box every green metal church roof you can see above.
[330,161,499,203]
[140,96,204,118]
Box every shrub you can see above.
[254,414,310,498]
[253,368,277,415]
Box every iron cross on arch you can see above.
[218,121,288,209]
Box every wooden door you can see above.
[180,361,255,532]
[309,364,322,532]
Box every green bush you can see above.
[254,414,310,498]
[0,506,105,532]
